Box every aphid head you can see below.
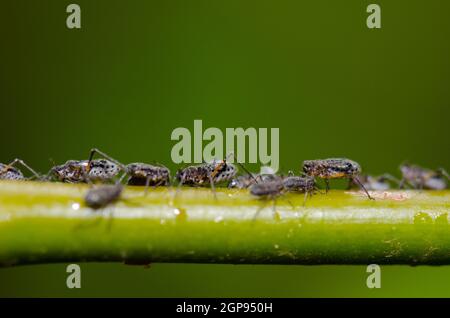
[399,162,412,174]
[302,160,317,175]
[49,160,86,181]
[338,159,361,176]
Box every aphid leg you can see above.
[346,178,353,190]
[106,207,115,232]
[314,186,324,195]
[229,152,258,184]
[399,177,406,189]
[380,173,401,186]
[252,203,266,222]
[6,159,41,180]
[284,197,296,211]
[143,176,165,196]
[324,179,330,193]
[271,198,278,219]
[172,175,185,204]
[351,177,374,200]
[438,168,450,180]
[303,191,309,207]
[209,174,218,200]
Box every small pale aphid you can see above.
[282,175,317,206]
[249,180,285,220]
[88,148,170,187]
[349,174,399,191]
[0,159,40,180]
[84,184,123,210]
[399,163,448,190]
[228,165,280,189]
[302,158,373,199]
[250,180,284,198]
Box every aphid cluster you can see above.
[1,152,448,210]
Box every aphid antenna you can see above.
[5,158,41,180]
[351,176,375,200]
[380,173,401,185]
[437,168,450,180]
[226,152,258,184]
[209,174,218,200]
[41,158,57,181]
[88,148,128,173]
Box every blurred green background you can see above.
[0,0,449,297]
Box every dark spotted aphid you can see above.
[176,159,237,187]
[48,159,120,183]
[0,159,40,180]
[399,163,448,190]
[302,158,373,199]
[84,184,123,210]
[175,156,242,199]
[88,148,170,187]
[349,174,399,191]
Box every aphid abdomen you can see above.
[88,159,120,182]
[212,163,237,184]
[250,181,283,197]
[282,176,315,192]
[0,164,24,180]
[127,164,171,186]
[85,184,123,209]
[424,177,447,190]
[176,165,210,186]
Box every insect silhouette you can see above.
[0,159,41,180]
[88,148,170,189]
[84,183,124,210]
[399,163,449,190]
[302,158,374,199]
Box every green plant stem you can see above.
[0,180,449,266]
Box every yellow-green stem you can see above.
[0,181,449,266]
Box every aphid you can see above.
[282,175,316,205]
[88,148,170,187]
[302,158,373,199]
[176,158,238,191]
[250,174,316,204]
[0,158,40,180]
[349,174,399,191]
[399,163,449,190]
[48,159,120,183]
[228,170,280,189]
[84,183,123,210]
